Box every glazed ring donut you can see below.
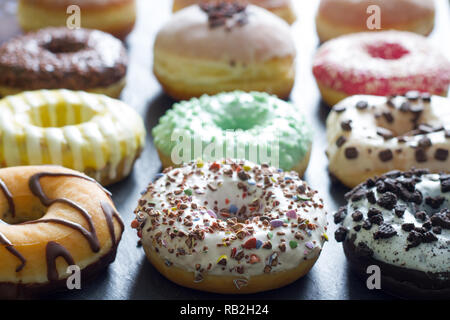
[0,28,128,99]
[152,91,313,175]
[153,3,296,100]
[0,89,146,186]
[17,0,136,40]
[172,0,296,24]
[334,169,450,298]
[312,31,450,106]
[132,159,328,294]
[0,165,124,299]
[316,0,435,42]
[326,92,450,188]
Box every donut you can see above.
[312,31,450,106]
[333,169,450,299]
[0,165,124,299]
[152,91,313,175]
[0,27,128,98]
[132,159,328,293]
[326,93,450,188]
[316,0,435,42]
[0,89,146,186]
[153,3,296,100]
[17,0,136,40]
[172,0,296,25]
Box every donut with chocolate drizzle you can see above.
[0,166,123,299]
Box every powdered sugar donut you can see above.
[312,31,450,106]
[326,92,450,188]
[132,159,328,293]
[334,169,450,298]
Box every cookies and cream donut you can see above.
[0,165,124,299]
[312,31,450,106]
[326,93,450,188]
[0,89,145,185]
[152,91,313,176]
[132,159,328,293]
[0,28,128,98]
[172,0,296,24]
[17,0,136,40]
[316,0,435,42]
[334,169,450,298]
[153,3,296,100]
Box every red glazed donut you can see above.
[312,31,450,106]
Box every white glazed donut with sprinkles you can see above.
[132,159,328,293]
[326,92,450,188]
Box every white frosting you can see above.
[0,89,146,182]
[341,173,449,274]
[136,160,328,282]
[326,94,450,187]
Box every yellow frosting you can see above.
[0,89,145,183]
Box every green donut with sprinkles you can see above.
[152,91,313,175]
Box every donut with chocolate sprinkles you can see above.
[326,93,450,188]
[334,169,450,298]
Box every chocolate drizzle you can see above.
[28,172,102,253]
[0,178,15,218]
[45,241,75,282]
[101,201,124,248]
[0,232,26,272]
[0,171,122,281]
[0,177,24,272]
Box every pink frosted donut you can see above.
[312,31,450,106]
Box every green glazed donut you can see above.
[152,91,313,174]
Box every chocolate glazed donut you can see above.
[0,27,128,98]
[0,167,124,299]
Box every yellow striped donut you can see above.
[0,90,146,185]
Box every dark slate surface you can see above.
[0,0,449,300]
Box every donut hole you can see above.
[27,102,97,128]
[211,99,270,131]
[366,42,410,60]
[42,38,86,54]
[0,194,47,225]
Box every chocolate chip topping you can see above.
[200,2,248,29]
[377,192,397,210]
[352,210,363,222]
[415,148,427,162]
[336,136,347,147]
[344,147,358,159]
[335,226,348,242]
[430,209,450,229]
[333,206,347,223]
[394,205,406,217]
[356,100,368,110]
[378,149,393,162]
[382,111,394,123]
[340,120,352,131]
[373,223,397,239]
[425,196,445,209]
[418,137,432,148]
[368,207,383,225]
[0,28,127,90]
[434,148,449,161]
